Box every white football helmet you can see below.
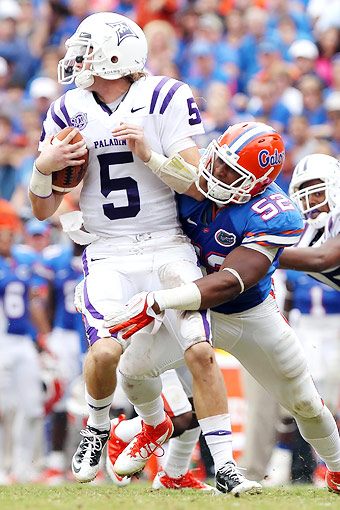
[58,12,148,89]
[289,154,340,227]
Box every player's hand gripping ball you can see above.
[51,127,88,195]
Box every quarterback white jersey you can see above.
[296,206,340,291]
[40,75,204,237]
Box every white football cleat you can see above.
[114,415,173,477]
[72,425,110,483]
[216,462,262,496]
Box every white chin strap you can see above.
[75,70,95,89]
[307,211,328,229]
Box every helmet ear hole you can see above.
[111,56,118,64]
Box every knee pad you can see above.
[291,382,324,419]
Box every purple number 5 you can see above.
[187,97,202,126]
[98,152,141,220]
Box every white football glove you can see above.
[104,292,164,340]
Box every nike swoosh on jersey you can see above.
[131,106,146,113]
[187,217,198,226]
[91,258,108,262]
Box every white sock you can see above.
[86,390,113,430]
[115,416,142,443]
[199,413,233,474]
[134,396,166,428]
[163,426,200,479]
[303,427,340,472]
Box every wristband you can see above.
[154,282,202,311]
[222,267,245,293]
[29,163,52,198]
[145,150,167,172]
[145,151,198,193]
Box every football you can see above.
[51,127,88,195]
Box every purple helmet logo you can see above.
[106,21,139,46]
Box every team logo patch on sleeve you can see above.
[71,113,88,130]
[106,22,138,46]
[215,229,236,247]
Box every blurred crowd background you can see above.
[2,0,340,218]
[0,0,340,489]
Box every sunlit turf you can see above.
[0,483,339,510]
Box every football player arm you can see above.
[29,129,87,220]
[279,236,340,272]
[153,246,272,312]
[112,123,203,198]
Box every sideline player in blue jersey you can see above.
[0,200,45,483]
[105,122,340,495]
[35,241,84,484]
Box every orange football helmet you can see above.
[197,121,285,205]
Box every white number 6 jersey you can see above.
[40,75,204,237]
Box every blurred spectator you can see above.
[197,13,240,85]
[330,53,340,92]
[250,39,282,85]
[0,0,39,85]
[0,115,18,200]
[29,76,60,120]
[307,0,340,36]
[316,27,340,87]
[298,74,328,136]
[288,39,322,84]
[269,61,303,116]
[196,82,237,147]
[173,6,199,80]
[277,115,319,193]
[223,8,244,51]
[135,0,178,29]
[143,20,177,76]
[187,39,230,105]
[247,79,291,132]
[324,91,340,158]
[265,0,311,38]
[238,7,269,92]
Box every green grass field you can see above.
[0,484,339,510]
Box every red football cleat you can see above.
[326,469,340,494]
[106,414,131,487]
[152,469,217,491]
[114,414,174,477]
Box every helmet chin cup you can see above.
[306,211,328,229]
[75,70,95,89]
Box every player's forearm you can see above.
[153,271,241,313]
[29,189,63,220]
[279,246,337,272]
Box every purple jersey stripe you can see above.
[82,249,89,276]
[40,125,46,142]
[159,81,184,114]
[60,93,71,126]
[84,279,104,320]
[200,310,211,342]
[51,101,67,129]
[149,77,171,114]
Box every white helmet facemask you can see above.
[197,140,260,206]
[57,13,148,89]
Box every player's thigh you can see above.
[119,324,186,379]
[213,297,318,414]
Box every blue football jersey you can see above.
[177,182,303,314]
[285,269,340,315]
[41,245,83,330]
[0,245,39,335]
